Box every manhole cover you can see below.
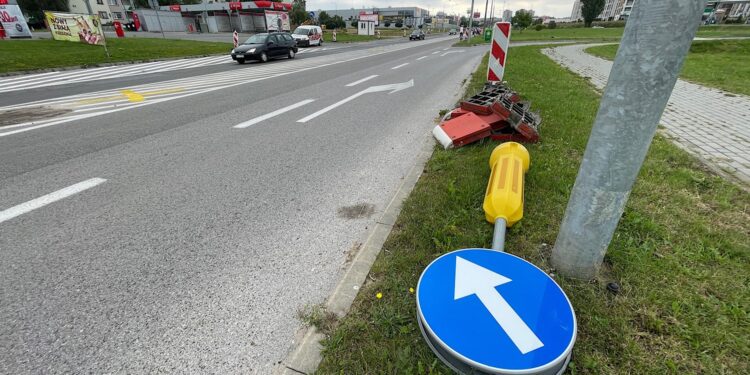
[0,107,72,127]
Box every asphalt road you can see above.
[0,36,485,373]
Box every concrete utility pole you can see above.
[482,0,489,26]
[468,0,475,29]
[551,0,705,279]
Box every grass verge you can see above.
[0,39,233,74]
[586,39,750,96]
[454,25,750,46]
[314,46,750,374]
[323,33,376,43]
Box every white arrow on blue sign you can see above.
[417,248,576,374]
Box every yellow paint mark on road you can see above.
[121,89,145,102]
[141,88,185,96]
[77,95,123,105]
[75,87,185,106]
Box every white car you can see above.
[291,25,323,47]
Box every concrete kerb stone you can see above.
[274,63,479,375]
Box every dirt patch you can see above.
[0,107,71,127]
[337,203,375,219]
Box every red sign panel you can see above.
[0,0,8,4]
[229,2,242,10]
[254,1,272,8]
[170,5,181,11]
[272,2,284,10]
[473,12,481,18]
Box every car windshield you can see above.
[411,31,420,35]
[243,34,268,44]
[292,27,310,35]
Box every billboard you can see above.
[264,10,290,31]
[45,12,106,46]
[359,13,378,26]
[0,4,32,38]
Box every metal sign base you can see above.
[417,312,570,375]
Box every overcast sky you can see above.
[306,0,575,18]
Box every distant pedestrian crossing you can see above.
[0,47,345,94]
[0,55,234,94]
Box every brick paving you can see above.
[542,44,750,188]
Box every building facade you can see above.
[318,7,430,28]
[570,0,630,21]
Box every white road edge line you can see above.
[345,75,379,87]
[0,178,107,224]
[416,56,429,60]
[233,99,315,129]
[391,63,409,70]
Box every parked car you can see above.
[291,25,323,47]
[448,29,457,35]
[409,30,425,40]
[231,32,298,64]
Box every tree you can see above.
[384,21,391,27]
[351,19,358,27]
[290,0,308,26]
[581,0,605,27]
[512,9,532,29]
[318,11,330,26]
[548,20,557,29]
[325,15,345,29]
[459,16,468,27]
[18,0,68,25]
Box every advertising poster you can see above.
[264,10,289,32]
[0,4,32,38]
[45,11,106,46]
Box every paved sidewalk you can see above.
[543,44,750,188]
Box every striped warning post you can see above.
[233,30,239,48]
[487,22,511,82]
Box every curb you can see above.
[274,62,479,375]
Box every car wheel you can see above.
[260,52,268,63]
[288,49,295,59]
[318,40,322,46]
[237,58,245,64]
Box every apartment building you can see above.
[67,0,130,22]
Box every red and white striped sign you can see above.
[488,22,511,82]
[233,30,239,48]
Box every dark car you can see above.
[409,30,425,40]
[231,32,298,64]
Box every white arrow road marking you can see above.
[0,178,106,224]
[454,257,545,354]
[345,75,379,87]
[391,63,409,70]
[234,99,315,128]
[441,51,462,57]
[297,79,414,123]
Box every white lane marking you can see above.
[443,47,451,51]
[416,56,429,60]
[0,37,454,135]
[441,50,462,57]
[233,99,315,129]
[345,75,379,87]
[432,51,441,54]
[0,178,107,224]
[297,80,413,123]
[391,63,409,70]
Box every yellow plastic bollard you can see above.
[483,142,530,228]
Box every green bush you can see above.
[534,24,545,31]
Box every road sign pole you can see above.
[551,0,705,279]
[468,0,475,34]
[491,218,506,252]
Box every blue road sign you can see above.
[309,11,316,18]
[417,248,576,374]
